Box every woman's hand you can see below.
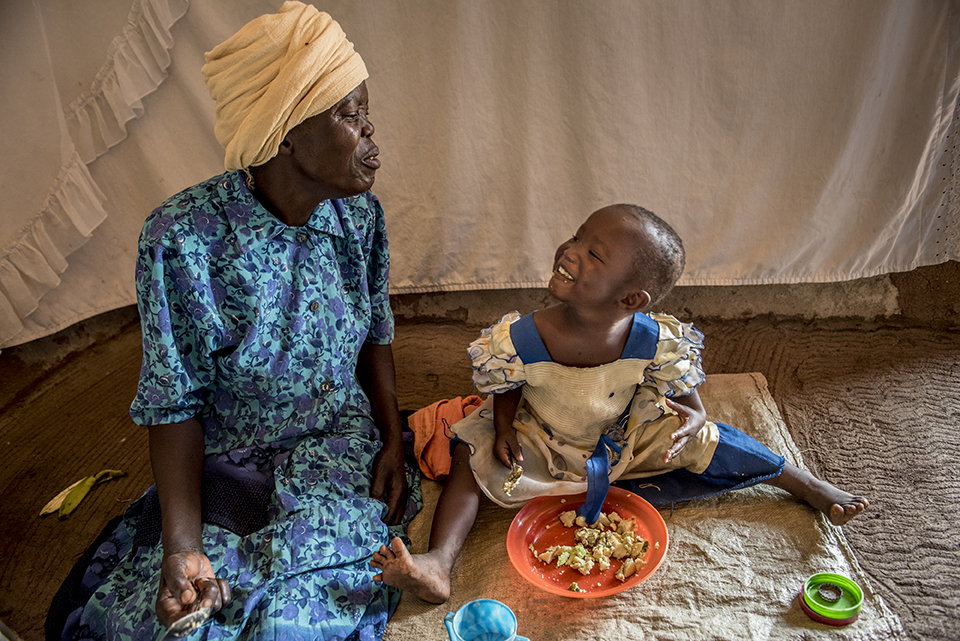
[371,439,409,525]
[156,549,231,628]
[355,342,410,525]
[149,420,229,628]
[663,393,707,463]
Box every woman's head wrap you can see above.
[202,1,368,171]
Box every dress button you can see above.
[309,301,320,312]
[296,233,308,243]
[320,381,334,393]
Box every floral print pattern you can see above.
[61,172,421,641]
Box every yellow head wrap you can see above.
[202,1,368,171]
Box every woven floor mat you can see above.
[385,372,903,641]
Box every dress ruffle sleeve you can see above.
[467,311,527,394]
[643,312,706,398]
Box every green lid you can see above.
[803,573,863,620]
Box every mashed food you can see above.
[502,463,523,496]
[528,510,656,582]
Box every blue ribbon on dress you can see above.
[576,434,623,524]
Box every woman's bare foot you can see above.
[766,463,869,526]
[370,537,452,604]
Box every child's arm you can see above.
[493,386,524,468]
[663,389,707,463]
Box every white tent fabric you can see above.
[2,0,958,348]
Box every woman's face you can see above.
[284,81,380,199]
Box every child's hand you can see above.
[663,397,706,463]
[494,428,523,469]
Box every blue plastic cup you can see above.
[443,599,529,641]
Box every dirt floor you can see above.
[1,262,958,640]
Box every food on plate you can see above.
[529,509,656,582]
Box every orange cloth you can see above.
[408,396,483,481]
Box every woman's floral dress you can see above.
[55,171,422,641]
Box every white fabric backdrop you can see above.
[2,0,959,347]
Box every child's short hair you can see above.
[618,204,685,307]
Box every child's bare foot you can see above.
[767,464,869,526]
[370,537,452,604]
[804,477,870,526]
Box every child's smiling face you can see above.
[548,205,651,310]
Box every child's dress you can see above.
[452,310,724,508]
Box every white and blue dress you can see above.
[452,311,784,512]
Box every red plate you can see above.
[506,487,669,598]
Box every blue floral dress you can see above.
[55,172,422,641]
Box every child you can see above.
[371,204,869,604]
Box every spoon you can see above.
[162,604,212,639]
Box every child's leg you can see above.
[370,442,481,603]
[691,423,869,525]
[764,462,869,526]
[618,423,868,526]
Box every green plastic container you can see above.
[802,573,863,620]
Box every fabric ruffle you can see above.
[63,0,189,163]
[467,311,526,394]
[0,154,107,345]
[643,312,706,398]
[0,0,188,347]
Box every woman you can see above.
[47,3,421,639]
